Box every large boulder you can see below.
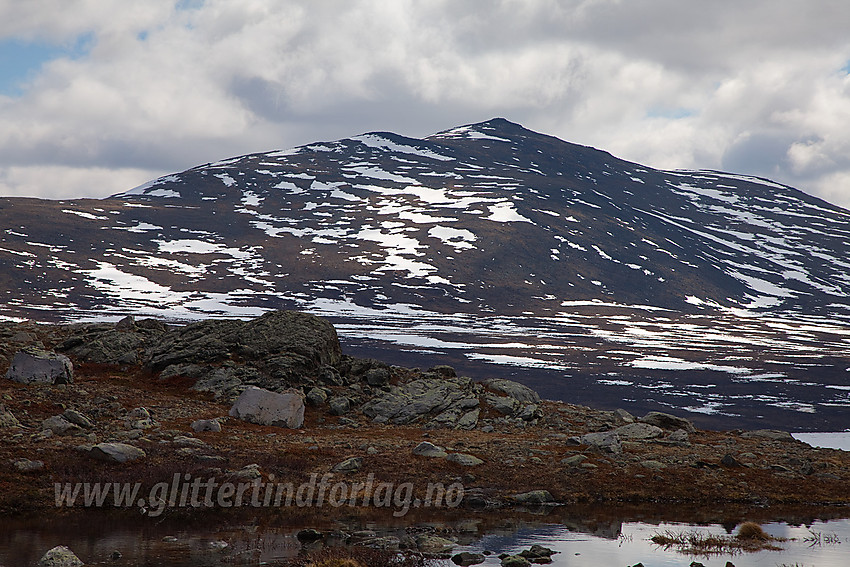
[639,411,696,433]
[483,378,540,403]
[5,348,73,385]
[229,386,305,428]
[571,431,623,455]
[148,310,341,371]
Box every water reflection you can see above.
[1,513,847,566]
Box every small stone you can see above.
[452,551,485,566]
[305,387,328,407]
[296,528,323,541]
[641,460,667,470]
[365,367,390,386]
[89,442,146,463]
[721,453,742,467]
[328,396,351,416]
[560,454,587,466]
[62,409,94,429]
[190,419,222,433]
[500,555,531,567]
[511,490,554,504]
[413,441,448,458]
[42,415,82,436]
[446,453,484,466]
[415,534,456,554]
[332,456,363,473]
[14,459,44,472]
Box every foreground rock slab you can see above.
[88,442,146,463]
[38,545,83,567]
[6,348,73,385]
[229,386,305,428]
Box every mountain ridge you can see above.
[1,118,849,429]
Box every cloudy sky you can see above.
[2,1,850,207]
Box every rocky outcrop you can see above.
[60,317,169,364]
[640,411,695,433]
[483,378,540,403]
[229,386,305,428]
[148,310,340,370]
[6,348,73,385]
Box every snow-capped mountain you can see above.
[1,118,849,429]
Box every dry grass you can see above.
[651,523,785,555]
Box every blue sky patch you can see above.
[0,35,93,96]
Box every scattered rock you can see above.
[666,429,690,444]
[229,386,305,428]
[572,431,622,455]
[14,459,44,472]
[519,544,557,561]
[0,404,21,428]
[560,454,587,466]
[614,408,635,423]
[721,453,743,467]
[6,348,73,385]
[612,422,664,440]
[511,490,555,504]
[446,453,484,466]
[641,460,667,470]
[639,411,695,432]
[37,545,83,567]
[332,456,363,473]
[329,396,351,416]
[413,441,448,458]
[416,534,456,553]
[741,429,795,441]
[452,551,485,566]
[42,415,82,436]
[62,409,94,429]
[501,554,531,567]
[88,442,146,463]
[365,367,391,386]
[296,528,323,542]
[306,387,328,407]
[191,418,222,433]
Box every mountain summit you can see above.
[2,118,849,428]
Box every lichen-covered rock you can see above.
[147,310,341,371]
[6,348,73,385]
[229,386,305,428]
[483,378,540,403]
[640,411,695,433]
[38,545,84,567]
[89,442,146,463]
[412,441,448,458]
[571,431,623,455]
[42,415,82,436]
[0,404,20,428]
[362,376,472,425]
[612,422,664,440]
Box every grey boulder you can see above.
[89,442,146,463]
[6,348,73,385]
[229,386,305,428]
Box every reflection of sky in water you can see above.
[793,432,850,451]
[447,519,850,567]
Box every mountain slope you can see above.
[1,118,849,429]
